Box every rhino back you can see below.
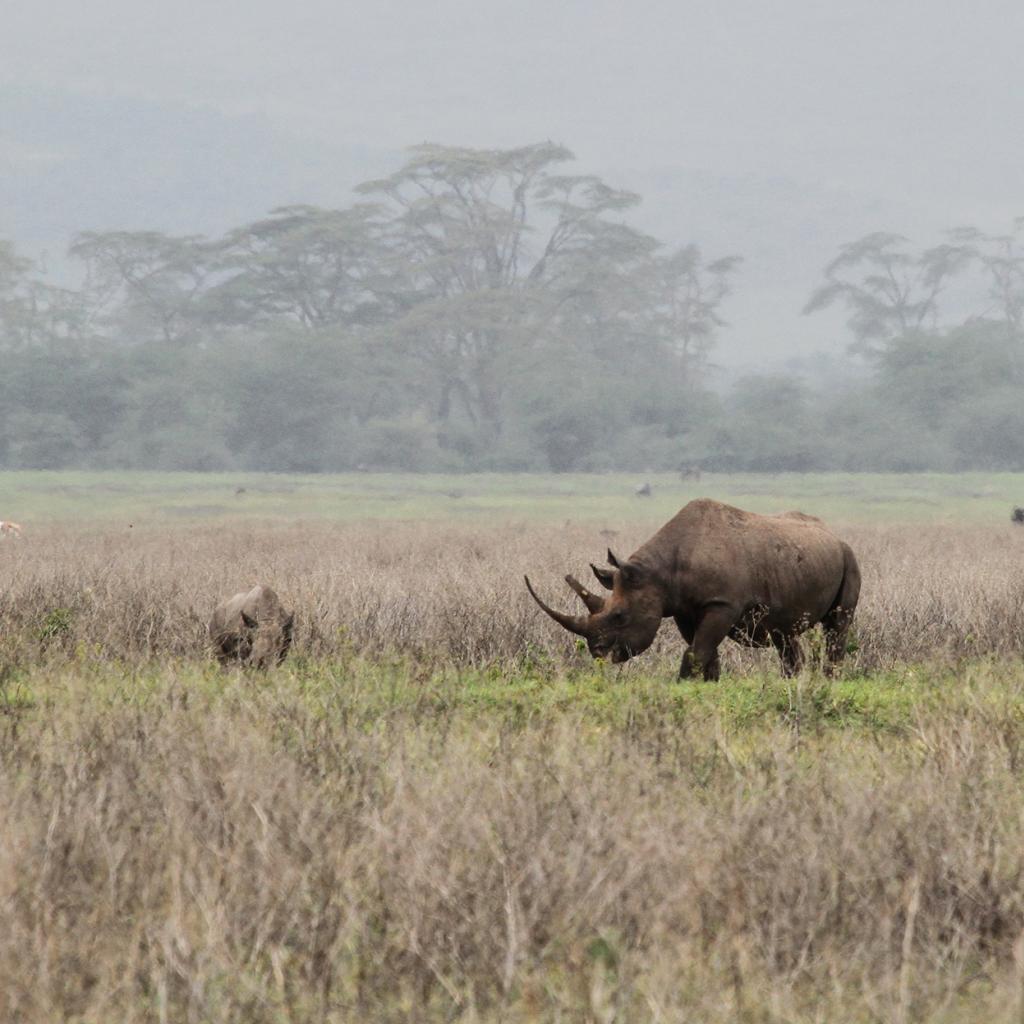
[636,499,848,624]
[210,585,284,636]
[247,585,286,623]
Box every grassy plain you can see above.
[4,467,1024,524]
[5,657,1024,1022]
[3,470,1024,1022]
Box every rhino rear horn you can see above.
[607,549,621,568]
[524,576,592,637]
[564,574,605,614]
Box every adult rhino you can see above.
[209,584,295,669]
[525,499,860,679]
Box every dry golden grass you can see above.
[3,519,1024,1021]
[2,665,1024,1021]
[1,519,1024,670]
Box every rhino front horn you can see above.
[564,574,605,614]
[524,576,592,637]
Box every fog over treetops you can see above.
[2,0,1022,471]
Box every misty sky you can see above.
[3,0,1023,369]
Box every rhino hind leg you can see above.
[771,631,804,676]
[821,542,862,675]
[822,611,854,675]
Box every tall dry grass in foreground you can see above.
[1,519,1024,669]
[2,667,1024,1022]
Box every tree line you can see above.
[1,143,1022,472]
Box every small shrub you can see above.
[38,607,74,648]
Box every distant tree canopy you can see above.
[800,220,1024,470]
[0,142,1021,472]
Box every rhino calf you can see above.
[209,584,294,668]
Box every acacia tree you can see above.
[0,240,93,352]
[647,246,742,387]
[804,232,972,355]
[14,281,94,351]
[211,204,390,330]
[69,230,217,345]
[949,220,1024,339]
[356,143,661,442]
[0,141,746,471]
[0,240,39,352]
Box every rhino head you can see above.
[239,608,295,669]
[525,549,663,663]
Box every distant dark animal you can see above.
[1012,507,1024,525]
[634,482,652,498]
[525,498,860,680]
[679,465,703,482]
[0,521,22,539]
[235,487,247,496]
[209,584,294,669]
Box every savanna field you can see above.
[7,472,1024,1022]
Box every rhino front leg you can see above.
[680,647,721,681]
[679,605,738,681]
[679,647,694,679]
[675,615,718,680]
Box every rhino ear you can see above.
[590,563,615,590]
[607,549,621,568]
[241,610,258,629]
